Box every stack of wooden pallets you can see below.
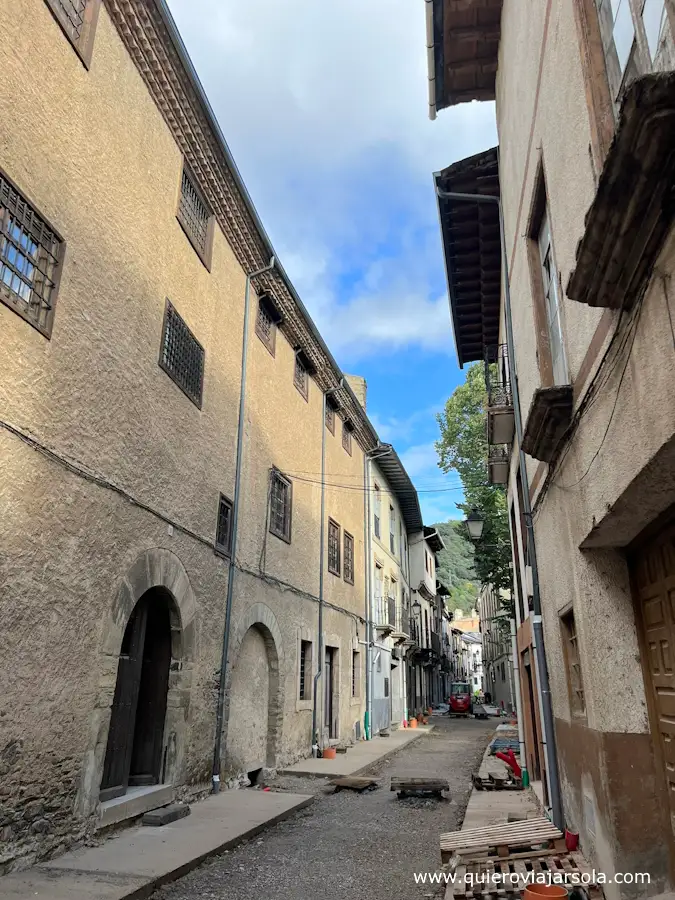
[440,818,600,899]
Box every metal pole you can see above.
[363,451,372,739]
[510,618,528,784]
[212,257,275,792]
[435,184,563,828]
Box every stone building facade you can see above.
[428,0,675,895]
[0,0,386,871]
[478,586,513,712]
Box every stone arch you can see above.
[224,603,284,772]
[77,549,196,817]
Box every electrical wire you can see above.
[284,472,465,495]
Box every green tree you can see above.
[436,362,513,596]
[433,520,478,614]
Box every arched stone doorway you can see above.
[77,550,195,818]
[225,603,283,777]
[100,588,173,801]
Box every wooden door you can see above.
[129,601,171,786]
[632,524,675,842]
[100,602,148,801]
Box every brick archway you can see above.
[77,549,196,817]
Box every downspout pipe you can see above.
[312,381,343,754]
[212,257,275,793]
[510,618,528,784]
[435,183,563,829]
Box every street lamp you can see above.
[464,509,485,542]
[412,599,422,616]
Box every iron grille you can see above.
[352,651,358,697]
[55,0,86,38]
[0,174,61,337]
[328,518,341,575]
[325,405,335,434]
[294,354,308,398]
[484,344,513,408]
[388,596,396,626]
[178,168,210,257]
[215,494,232,554]
[256,301,275,351]
[270,470,292,542]
[342,421,352,455]
[343,531,354,584]
[159,300,204,407]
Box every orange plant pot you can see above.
[523,885,568,900]
[322,747,337,759]
[427,707,433,716]
[409,718,418,729]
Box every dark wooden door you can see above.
[129,602,171,786]
[632,524,675,844]
[100,602,148,802]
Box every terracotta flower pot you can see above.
[421,717,428,725]
[523,884,568,900]
[409,717,418,729]
[322,747,337,759]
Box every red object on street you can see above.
[448,682,472,715]
[565,828,579,851]
[495,749,522,779]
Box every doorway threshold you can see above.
[98,783,174,829]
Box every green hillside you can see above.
[433,520,479,615]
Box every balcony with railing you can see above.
[485,344,514,446]
[488,445,509,484]
[374,594,396,635]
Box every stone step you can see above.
[142,802,191,826]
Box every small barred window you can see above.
[328,518,341,575]
[215,494,233,555]
[343,531,354,585]
[342,421,352,455]
[325,405,335,434]
[294,354,308,399]
[177,166,212,265]
[43,0,100,66]
[270,470,292,542]
[0,172,62,338]
[159,300,205,408]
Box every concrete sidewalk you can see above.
[0,789,313,900]
[279,725,432,777]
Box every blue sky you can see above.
[166,0,497,523]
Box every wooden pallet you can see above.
[451,851,599,899]
[472,773,522,792]
[440,817,563,863]
[391,777,450,799]
[329,776,379,793]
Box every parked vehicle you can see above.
[448,682,473,716]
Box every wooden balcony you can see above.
[521,385,573,463]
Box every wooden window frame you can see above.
[325,404,335,434]
[560,608,586,718]
[343,531,355,585]
[389,505,396,555]
[0,167,65,339]
[373,484,381,539]
[293,351,309,401]
[342,420,353,456]
[176,162,214,271]
[269,469,293,544]
[328,518,341,576]
[299,639,312,701]
[255,294,281,357]
[158,299,205,409]
[43,0,101,69]
[215,493,233,557]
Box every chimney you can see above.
[345,374,367,411]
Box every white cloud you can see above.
[166,0,497,362]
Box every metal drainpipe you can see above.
[435,184,563,829]
[311,382,342,755]
[510,618,527,781]
[363,448,372,740]
[212,257,275,793]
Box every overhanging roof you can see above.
[426,0,503,118]
[376,449,424,533]
[424,526,446,552]
[435,147,501,367]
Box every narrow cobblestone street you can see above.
[152,718,493,900]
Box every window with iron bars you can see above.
[269,470,292,543]
[325,404,335,434]
[256,300,276,354]
[343,531,355,585]
[328,518,341,575]
[299,640,312,700]
[294,353,308,400]
[561,609,585,716]
[0,172,63,338]
[215,494,233,556]
[177,165,212,267]
[43,0,100,67]
[342,421,352,455]
[159,300,205,407]
[373,484,381,538]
